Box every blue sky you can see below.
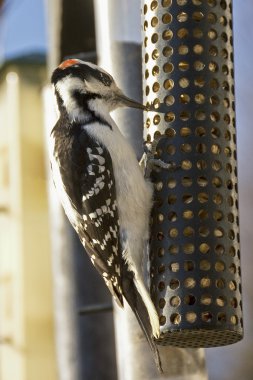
[0,0,47,62]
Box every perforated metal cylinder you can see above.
[142,0,243,347]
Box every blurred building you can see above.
[0,56,57,380]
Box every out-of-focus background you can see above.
[0,1,252,380]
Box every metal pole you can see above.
[43,87,81,380]
[45,1,117,379]
[94,0,208,378]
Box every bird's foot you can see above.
[140,139,179,178]
[148,158,176,171]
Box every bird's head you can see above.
[51,59,146,121]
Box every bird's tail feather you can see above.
[122,265,163,373]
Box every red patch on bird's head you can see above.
[58,59,80,70]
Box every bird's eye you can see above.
[99,72,112,86]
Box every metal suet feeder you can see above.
[142,0,243,347]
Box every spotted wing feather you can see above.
[52,123,123,306]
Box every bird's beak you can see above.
[116,92,148,110]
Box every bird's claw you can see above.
[144,158,178,178]
[149,158,176,171]
[141,139,179,178]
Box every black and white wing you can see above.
[51,124,123,306]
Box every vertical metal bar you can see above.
[46,1,117,379]
[142,0,243,347]
[94,1,151,378]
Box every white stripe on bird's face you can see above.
[55,74,122,121]
[55,76,88,122]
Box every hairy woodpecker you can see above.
[50,59,161,370]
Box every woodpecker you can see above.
[50,59,161,370]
